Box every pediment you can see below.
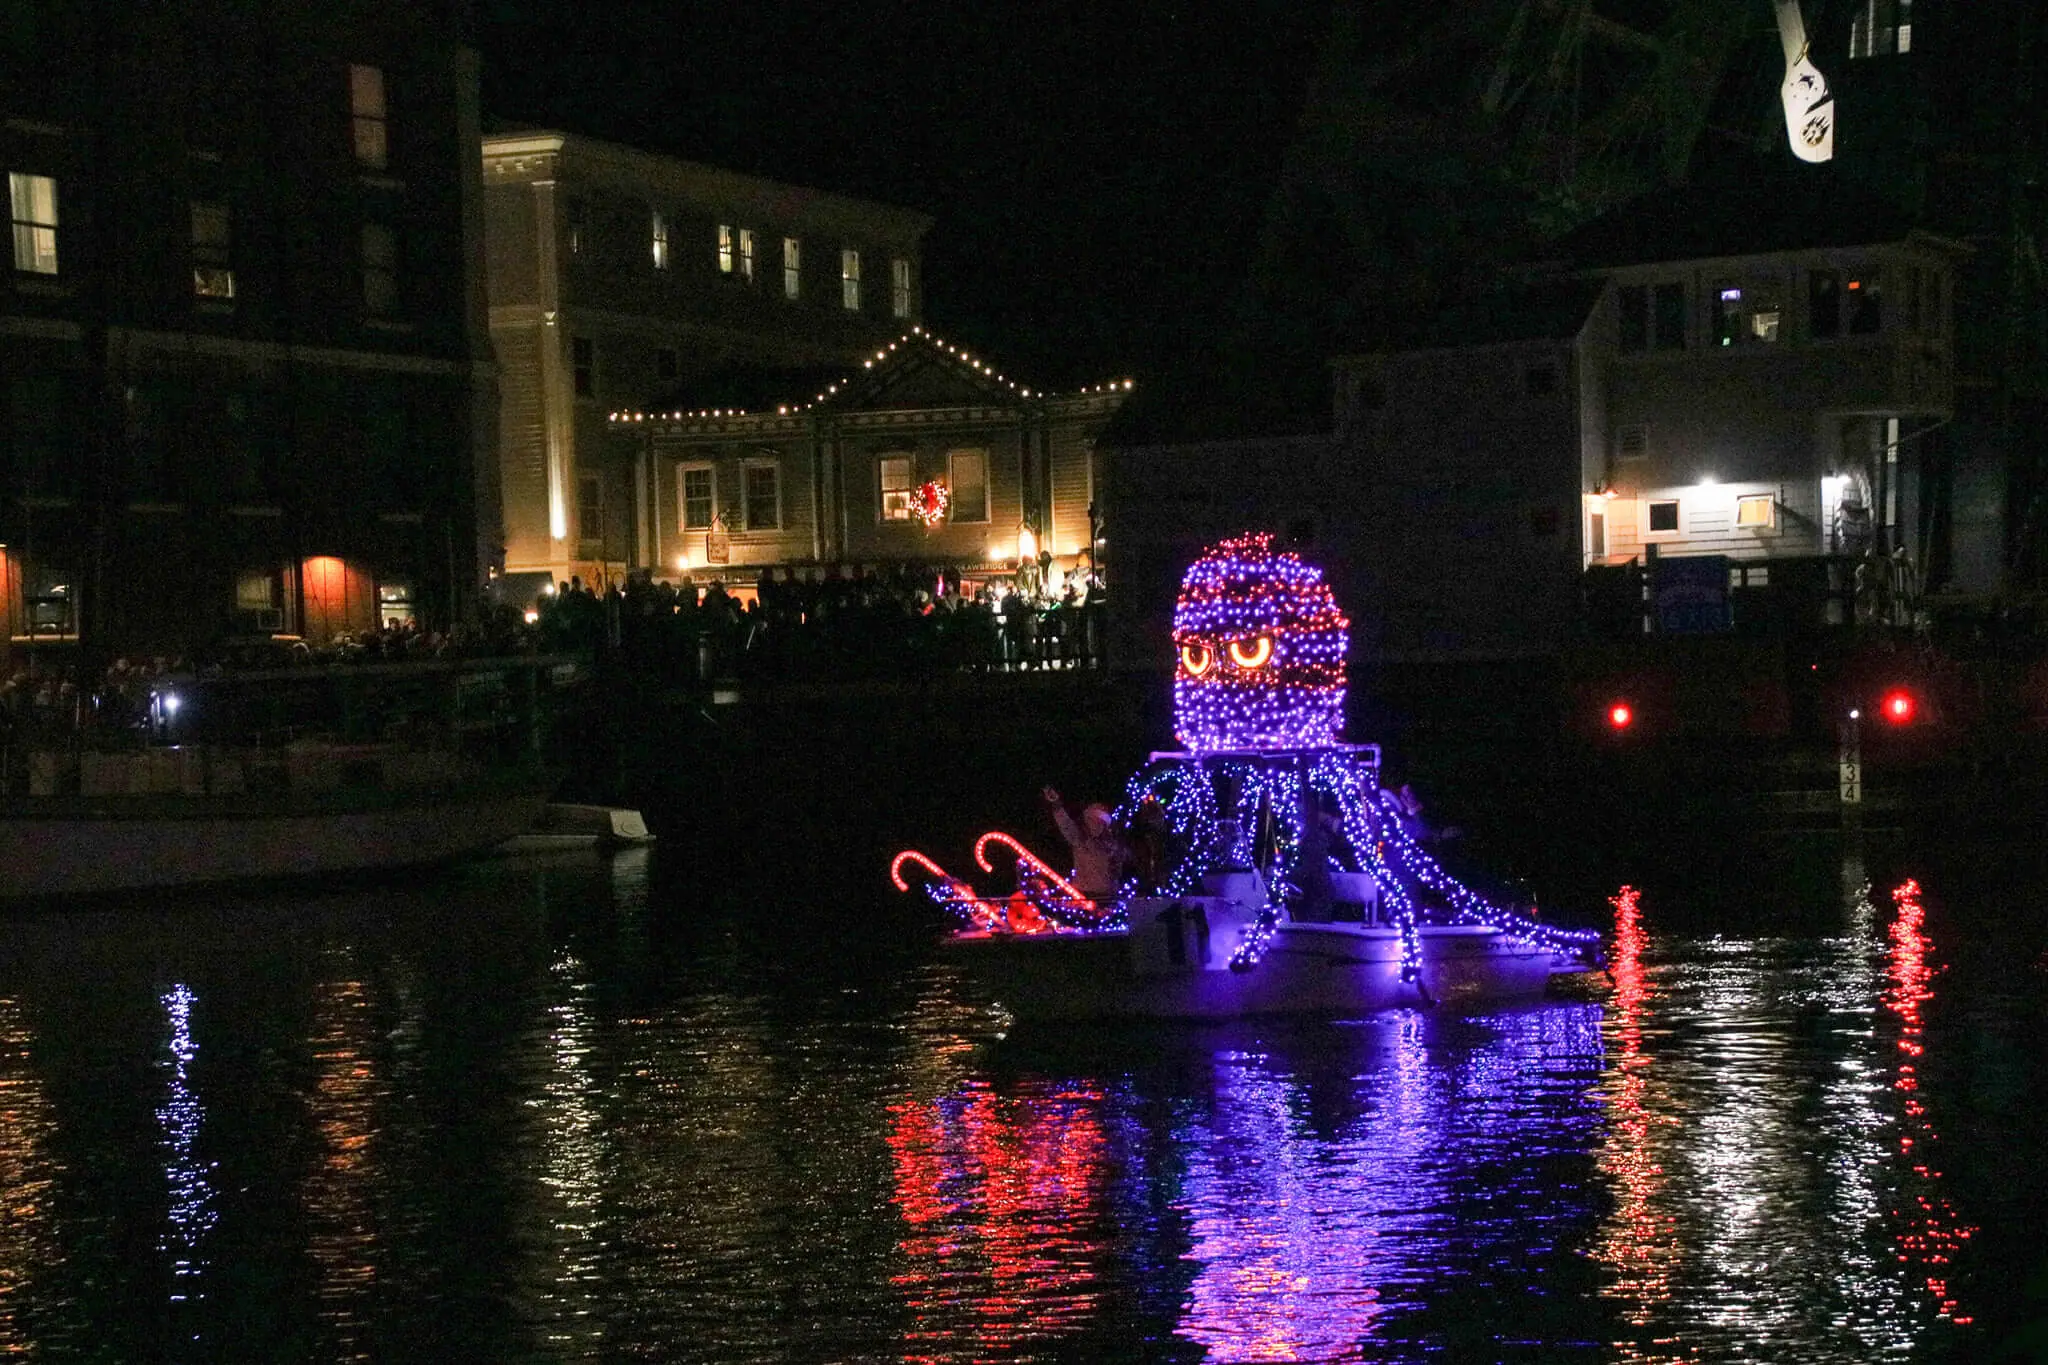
[823,331,1031,413]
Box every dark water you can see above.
[1,833,2044,1363]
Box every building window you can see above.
[739,228,755,281]
[878,455,912,521]
[947,449,989,523]
[565,197,585,257]
[1810,269,1841,338]
[8,172,58,275]
[191,200,234,299]
[651,210,669,269]
[1847,271,1882,334]
[571,336,595,398]
[1647,499,1680,534]
[349,64,388,170]
[656,347,678,382]
[841,248,861,310]
[743,461,780,530]
[578,472,603,542]
[1850,0,1910,57]
[718,223,734,273]
[361,223,397,314]
[1588,508,1607,559]
[1618,284,1647,352]
[680,465,715,531]
[377,579,415,627]
[892,257,913,318]
[1615,423,1649,462]
[1652,282,1686,349]
[1736,495,1775,529]
[782,236,800,299]
[23,567,77,639]
[1714,286,1744,346]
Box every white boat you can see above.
[893,532,1604,1023]
[1,746,551,902]
[932,868,1593,1024]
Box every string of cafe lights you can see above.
[606,324,1135,424]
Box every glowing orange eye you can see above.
[1179,643,1214,676]
[1228,636,1274,669]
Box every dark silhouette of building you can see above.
[1,1,496,667]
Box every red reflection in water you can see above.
[887,1081,1108,1361]
[1594,885,1683,1361]
[1884,879,1975,1326]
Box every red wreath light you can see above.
[908,480,950,527]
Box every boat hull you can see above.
[939,900,1563,1022]
[0,782,551,903]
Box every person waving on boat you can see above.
[1042,786,1129,902]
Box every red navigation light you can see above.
[1607,701,1634,730]
[1880,688,1917,725]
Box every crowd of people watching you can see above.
[538,563,1109,683]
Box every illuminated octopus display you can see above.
[893,532,1599,973]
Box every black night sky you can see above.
[477,0,1333,395]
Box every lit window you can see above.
[783,236,800,299]
[1647,500,1680,533]
[1749,284,1782,342]
[377,579,415,627]
[948,449,988,523]
[572,336,594,398]
[1714,286,1744,347]
[578,472,604,542]
[1737,495,1775,529]
[744,461,780,530]
[891,257,913,318]
[841,248,861,310]
[651,210,668,269]
[1850,0,1910,57]
[718,223,734,273]
[191,201,234,299]
[348,64,387,170]
[738,228,755,280]
[8,172,58,275]
[878,455,912,521]
[361,223,397,314]
[680,465,715,531]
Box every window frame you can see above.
[782,236,800,299]
[946,448,990,524]
[348,63,388,171]
[718,223,734,274]
[1735,494,1777,531]
[891,257,913,318]
[840,247,861,311]
[877,454,913,522]
[738,228,755,281]
[1645,498,1681,536]
[678,462,716,533]
[577,471,604,544]
[651,209,669,270]
[8,171,58,275]
[742,458,782,531]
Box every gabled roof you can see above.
[613,326,1133,425]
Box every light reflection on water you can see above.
[0,846,2030,1360]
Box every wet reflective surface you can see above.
[0,838,2041,1362]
